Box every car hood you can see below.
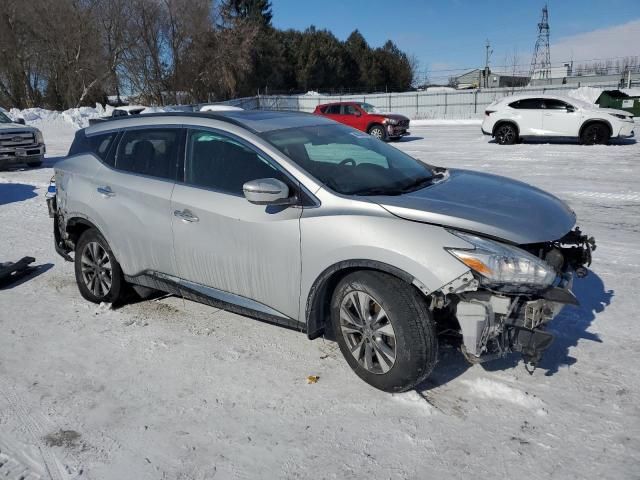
[367,169,576,244]
[377,113,410,122]
[0,123,36,132]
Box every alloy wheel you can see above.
[339,291,397,374]
[80,241,113,298]
[496,124,516,144]
[370,127,384,139]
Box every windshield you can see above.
[0,111,12,123]
[261,124,435,196]
[358,103,381,114]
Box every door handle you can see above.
[97,186,115,197]
[174,209,199,222]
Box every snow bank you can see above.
[8,104,114,129]
[567,86,603,104]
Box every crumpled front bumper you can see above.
[456,274,577,367]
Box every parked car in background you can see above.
[49,110,595,392]
[111,105,148,117]
[314,101,410,141]
[199,104,244,112]
[89,105,149,125]
[482,94,635,145]
[0,109,45,169]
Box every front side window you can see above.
[543,99,572,110]
[342,104,359,115]
[185,129,285,195]
[262,124,435,196]
[357,103,381,114]
[115,128,180,180]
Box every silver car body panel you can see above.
[369,169,576,244]
[55,112,580,354]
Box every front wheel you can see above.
[580,123,610,145]
[494,123,518,145]
[368,125,387,141]
[331,271,437,392]
[74,228,126,304]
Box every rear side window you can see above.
[325,105,341,114]
[68,131,116,162]
[115,128,181,180]
[509,98,544,109]
[185,129,285,195]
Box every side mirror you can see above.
[16,118,25,125]
[243,178,293,205]
[354,110,362,117]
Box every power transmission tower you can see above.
[483,39,493,87]
[529,4,551,84]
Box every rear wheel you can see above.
[74,228,126,304]
[580,122,610,145]
[331,271,437,392]
[368,124,387,141]
[494,123,518,145]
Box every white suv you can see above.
[482,94,635,145]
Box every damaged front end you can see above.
[433,228,595,369]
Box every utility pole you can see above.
[529,4,552,84]
[484,39,493,88]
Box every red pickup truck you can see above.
[313,102,410,141]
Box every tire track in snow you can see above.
[565,191,640,202]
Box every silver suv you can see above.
[49,111,595,392]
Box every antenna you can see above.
[529,4,551,83]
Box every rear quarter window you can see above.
[68,131,117,164]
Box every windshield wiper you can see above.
[351,187,403,196]
[397,176,435,193]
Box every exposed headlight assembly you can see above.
[34,129,44,144]
[384,118,399,125]
[446,231,556,288]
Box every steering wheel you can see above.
[339,158,356,167]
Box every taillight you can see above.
[485,110,495,116]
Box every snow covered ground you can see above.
[1,117,639,480]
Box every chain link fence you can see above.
[218,82,625,120]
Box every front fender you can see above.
[299,204,471,334]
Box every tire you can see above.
[368,124,387,141]
[330,271,437,392]
[74,228,126,304]
[580,122,610,145]
[494,123,518,145]
[27,161,43,168]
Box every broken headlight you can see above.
[446,231,556,288]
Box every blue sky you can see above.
[272,0,640,83]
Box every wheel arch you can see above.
[366,122,385,133]
[579,119,612,138]
[64,217,102,249]
[305,259,424,340]
[492,120,520,137]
